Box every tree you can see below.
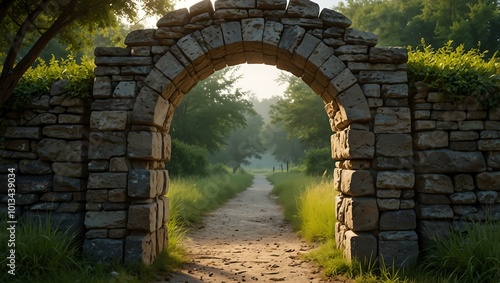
[210,113,266,173]
[0,0,173,107]
[336,0,500,55]
[170,68,255,153]
[262,123,305,165]
[269,74,331,149]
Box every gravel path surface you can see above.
[161,175,338,283]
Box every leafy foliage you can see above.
[0,0,173,107]
[408,41,500,106]
[171,68,255,153]
[209,113,266,173]
[5,55,94,110]
[303,148,335,176]
[269,74,330,149]
[337,0,500,55]
[166,139,209,177]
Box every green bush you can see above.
[408,40,500,107]
[166,139,209,177]
[303,147,334,176]
[9,55,94,110]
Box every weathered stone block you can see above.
[262,21,283,57]
[379,240,418,268]
[332,129,375,160]
[125,232,154,264]
[132,87,169,127]
[344,28,377,46]
[377,189,401,198]
[369,47,407,64]
[453,174,474,191]
[88,173,127,189]
[257,0,286,9]
[286,0,319,18]
[478,139,500,151]
[293,33,321,69]
[415,174,453,194]
[335,84,372,125]
[113,81,137,98]
[88,132,126,159]
[450,192,476,204]
[377,198,400,211]
[358,71,407,84]
[477,172,500,191]
[17,175,52,193]
[343,231,377,264]
[85,210,127,228]
[345,197,379,231]
[374,107,411,133]
[477,191,498,204]
[128,170,161,198]
[90,111,127,130]
[376,171,414,189]
[320,8,351,28]
[157,8,190,27]
[380,210,416,230]
[53,175,84,192]
[416,193,450,205]
[415,150,486,173]
[127,132,163,160]
[37,139,87,162]
[5,127,41,139]
[19,159,52,174]
[128,203,157,232]
[83,238,124,263]
[418,204,453,219]
[42,125,86,139]
[277,25,306,60]
[51,162,84,178]
[414,131,449,150]
[340,170,374,196]
[376,134,412,157]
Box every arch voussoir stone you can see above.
[84,0,416,268]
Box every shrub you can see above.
[408,40,500,107]
[166,139,209,177]
[9,55,94,110]
[303,147,334,176]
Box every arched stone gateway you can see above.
[85,0,414,265]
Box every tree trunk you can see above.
[0,73,21,108]
[0,0,78,108]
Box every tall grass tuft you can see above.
[298,178,336,242]
[419,218,500,283]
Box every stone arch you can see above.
[86,0,415,267]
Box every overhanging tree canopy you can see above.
[0,0,173,107]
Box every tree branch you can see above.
[0,0,15,24]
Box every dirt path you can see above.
[161,175,337,283]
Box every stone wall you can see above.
[0,80,89,239]
[412,83,500,245]
[2,0,498,269]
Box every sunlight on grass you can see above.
[0,172,253,282]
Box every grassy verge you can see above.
[0,171,253,282]
[267,172,500,283]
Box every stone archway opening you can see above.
[86,0,415,267]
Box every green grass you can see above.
[0,172,253,282]
[267,172,500,283]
